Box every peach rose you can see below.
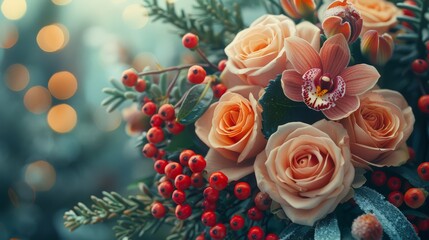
[195,86,266,180]
[339,89,415,169]
[254,120,355,226]
[223,14,320,88]
[349,0,401,34]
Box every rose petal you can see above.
[205,149,254,181]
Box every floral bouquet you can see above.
[64,0,429,239]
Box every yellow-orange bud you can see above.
[361,30,394,66]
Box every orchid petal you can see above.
[322,95,359,120]
[281,69,303,101]
[285,36,322,75]
[340,64,380,95]
[320,34,350,77]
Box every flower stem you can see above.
[196,47,219,71]
[137,63,210,77]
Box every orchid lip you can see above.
[301,68,346,111]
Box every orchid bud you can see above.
[280,0,317,19]
[361,30,394,66]
[322,0,362,43]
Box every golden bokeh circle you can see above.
[48,71,78,100]
[1,0,27,20]
[52,0,72,6]
[5,64,30,91]
[36,24,69,53]
[23,86,52,114]
[122,4,149,29]
[25,160,56,191]
[47,104,77,133]
[0,23,19,49]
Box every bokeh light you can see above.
[0,23,19,49]
[23,86,52,114]
[132,52,159,72]
[1,0,27,20]
[36,24,69,53]
[47,104,77,133]
[122,4,149,29]
[4,64,30,91]
[48,71,78,100]
[94,107,122,132]
[52,0,72,6]
[25,160,56,191]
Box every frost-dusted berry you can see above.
[147,127,164,144]
[230,215,245,231]
[234,182,251,200]
[188,154,206,173]
[142,143,157,158]
[158,180,174,199]
[150,114,164,127]
[172,189,186,205]
[387,176,402,191]
[164,162,183,180]
[154,159,168,174]
[265,233,279,240]
[175,174,191,190]
[254,192,272,211]
[121,68,138,87]
[404,188,427,209]
[191,172,205,188]
[209,172,228,191]
[175,204,192,220]
[411,59,428,74]
[213,83,227,98]
[371,170,386,187]
[418,95,429,114]
[158,104,175,121]
[387,191,403,207]
[179,149,195,166]
[351,214,383,240]
[187,65,207,84]
[217,60,227,72]
[247,207,263,221]
[201,211,217,227]
[142,102,157,116]
[167,120,185,135]
[151,202,166,218]
[247,226,264,240]
[203,200,217,211]
[210,223,227,240]
[182,33,199,49]
[203,187,219,203]
[417,162,429,181]
[134,79,147,92]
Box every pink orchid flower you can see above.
[281,34,380,120]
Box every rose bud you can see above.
[361,30,394,66]
[280,0,317,19]
[322,0,363,43]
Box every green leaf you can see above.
[314,214,340,240]
[354,187,419,240]
[165,125,198,151]
[150,84,163,100]
[280,223,311,240]
[110,79,126,91]
[259,75,325,139]
[177,83,213,125]
[159,73,168,96]
[178,76,192,96]
[390,166,429,188]
[402,209,429,219]
[106,98,125,113]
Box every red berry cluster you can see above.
[121,68,147,92]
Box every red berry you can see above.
[210,223,227,240]
[158,180,174,199]
[408,147,415,161]
[175,204,192,220]
[187,65,207,84]
[203,187,220,203]
[164,162,183,180]
[142,102,157,116]
[387,176,402,191]
[158,104,176,121]
[121,68,138,87]
[155,149,166,159]
[191,172,205,188]
[403,0,416,16]
[147,127,165,144]
[405,188,427,209]
[203,200,217,211]
[134,79,147,92]
[247,226,264,240]
[179,149,195,166]
[234,182,251,200]
[418,162,429,181]
[371,170,387,187]
[175,174,191,190]
[142,143,158,158]
[265,233,279,240]
[151,202,166,218]
[167,120,185,135]
[254,192,272,211]
[418,219,429,231]
[150,114,164,127]
[418,95,429,114]
[209,172,228,191]
[182,33,199,49]
[195,233,205,240]
[247,207,264,221]
[411,59,428,74]
[217,60,227,72]
[213,83,227,98]
[172,189,186,204]
[388,191,404,207]
[229,215,245,231]
[201,211,217,227]
[188,154,207,173]
[154,159,168,174]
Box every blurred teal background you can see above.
[0,0,190,239]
